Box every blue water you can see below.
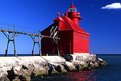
[32,54,121,81]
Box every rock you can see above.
[97,58,107,67]
[81,65,90,71]
[62,54,73,61]
[19,75,26,81]
[12,77,20,81]
[0,76,10,81]
[54,65,62,73]
[59,64,67,73]
[75,64,82,71]
[0,56,107,80]
[7,67,16,81]
[22,65,28,70]
[62,64,71,72]
[30,71,36,79]
[89,61,99,68]
[65,61,76,71]
[48,63,54,75]
[98,58,103,62]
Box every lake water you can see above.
[32,54,121,81]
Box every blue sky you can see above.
[0,0,121,54]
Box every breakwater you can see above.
[0,55,106,81]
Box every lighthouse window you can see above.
[68,8,77,12]
[81,36,88,39]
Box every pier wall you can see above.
[0,54,106,81]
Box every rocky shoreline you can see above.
[0,55,107,81]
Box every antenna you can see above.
[72,0,73,4]
[71,0,74,4]
[13,24,15,31]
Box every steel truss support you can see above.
[1,31,17,56]
[0,28,60,56]
[30,33,42,56]
[50,26,60,56]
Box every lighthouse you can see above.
[41,4,90,55]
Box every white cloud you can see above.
[101,3,121,9]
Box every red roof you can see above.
[54,16,63,22]
[59,16,89,35]
[70,3,76,8]
[54,12,64,22]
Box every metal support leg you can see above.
[31,35,42,56]
[38,33,42,56]
[5,41,9,56]
[32,42,41,56]
[13,40,16,56]
[2,31,17,56]
[32,42,35,56]
[39,43,41,56]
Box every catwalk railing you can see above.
[0,26,59,56]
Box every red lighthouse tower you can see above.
[41,4,90,55]
[68,3,80,24]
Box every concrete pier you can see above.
[0,54,106,81]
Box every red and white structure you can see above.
[41,4,90,55]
